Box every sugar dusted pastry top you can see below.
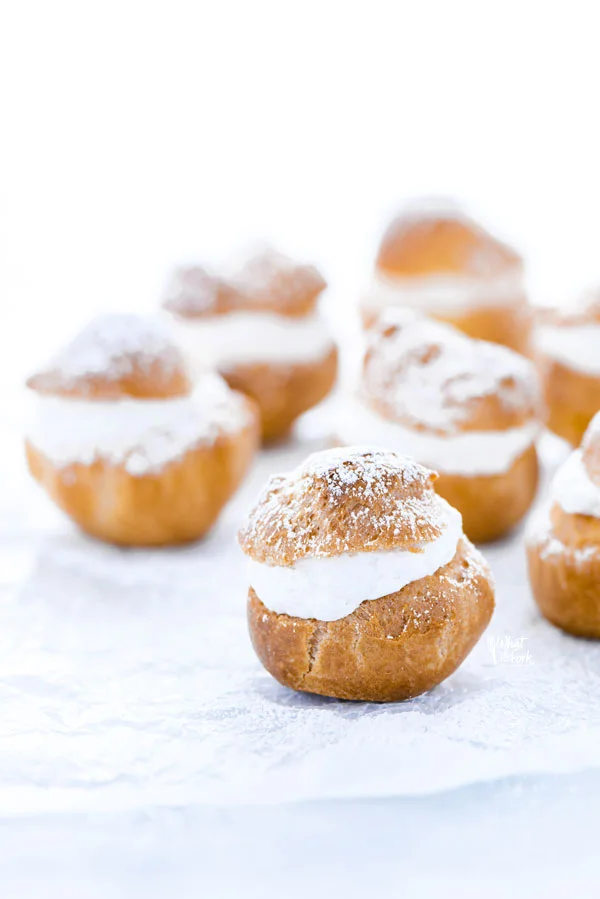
[376,199,522,279]
[25,314,256,475]
[361,314,540,435]
[163,248,327,320]
[238,446,460,567]
[27,314,190,400]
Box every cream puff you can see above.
[527,412,600,637]
[535,291,600,446]
[25,313,259,546]
[239,446,494,701]
[339,314,541,543]
[162,248,338,442]
[360,199,532,355]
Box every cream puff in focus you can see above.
[361,199,532,355]
[339,315,541,543]
[238,446,494,702]
[527,413,600,637]
[535,292,600,446]
[163,248,338,442]
[25,314,259,546]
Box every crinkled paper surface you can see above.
[1,397,599,818]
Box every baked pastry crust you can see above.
[239,446,445,566]
[163,248,326,320]
[28,314,190,400]
[346,316,541,543]
[527,415,600,636]
[535,296,600,445]
[240,447,495,700]
[541,358,600,447]
[435,444,539,543]
[527,505,600,638]
[26,314,259,545]
[223,344,337,443]
[376,206,521,277]
[248,537,494,702]
[363,202,531,354]
[26,415,257,546]
[163,249,337,442]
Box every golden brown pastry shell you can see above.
[434,444,539,544]
[221,345,337,443]
[527,520,600,638]
[247,537,494,702]
[361,299,532,356]
[539,355,600,447]
[25,410,259,547]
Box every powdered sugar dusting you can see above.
[363,316,539,433]
[35,314,182,389]
[527,504,599,566]
[239,445,462,565]
[164,247,326,319]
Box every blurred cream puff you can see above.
[360,199,532,355]
[338,312,541,543]
[535,290,600,446]
[25,314,258,546]
[527,411,600,637]
[163,248,338,442]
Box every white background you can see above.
[3,0,600,381]
[3,2,600,895]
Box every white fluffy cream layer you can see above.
[551,449,600,518]
[536,324,600,377]
[171,311,333,373]
[362,269,524,316]
[26,375,251,476]
[338,397,538,476]
[248,503,462,621]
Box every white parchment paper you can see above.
[2,398,599,817]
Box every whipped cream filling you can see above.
[248,503,462,621]
[170,311,334,374]
[361,269,525,316]
[535,324,600,376]
[338,397,538,476]
[551,449,600,518]
[26,374,252,476]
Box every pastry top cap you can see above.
[376,198,522,279]
[26,313,190,400]
[362,312,540,434]
[163,247,326,320]
[238,445,461,566]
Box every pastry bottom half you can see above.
[26,417,258,547]
[248,537,494,702]
[528,521,600,638]
[540,356,600,447]
[221,346,338,443]
[435,444,539,544]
